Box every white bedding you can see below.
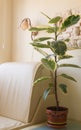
[0,116,24,130]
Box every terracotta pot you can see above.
[46,106,68,128]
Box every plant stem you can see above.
[54,23,59,108]
[54,23,57,41]
[54,56,59,108]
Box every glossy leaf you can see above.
[34,47,48,57]
[34,37,52,42]
[41,58,57,71]
[53,41,67,55]
[64,38,70,42]
[59,63,81,68]
[43,87,52,100]
[30,43,49,48]
[41,12,51,20]
[59,84,67,93]
[29,27,48,31]
[49,16,62,24]
[34,76,51,85]
[46,27,57,33]
[30,26,58,33]
[61,15,80,30]
[60,73,77,82]
[58,55,73,60]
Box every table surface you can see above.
[21,120,81,130]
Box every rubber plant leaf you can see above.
[49,16,62,24]
[41,12,51,20]
[43,87,53,100]
[59,64,81,68]
[30,26,58,33]
[60,73,77,82]
[34,47,48,57]
[29,27,48,31]
[46,27,58,33]
[58,55,73,60]
[59,84,67,93]
[30,43,49,48]
[41,58,57,71]
[53,40,67,55]
[34,37,52,42]
[34,76,51,85]
[61,15,80,30]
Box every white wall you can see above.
[0,0,12,63]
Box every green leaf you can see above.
[34,76,51,85]
[43,87,52,100]
[60,73,77,82]
[59,64,81,68]
[41,12,51,20]
[34,47,48,57]
[59,84,67,93]
[47,41,56,53]
[64,38,70,42]
[29,27,48,31]
[46,27,57,33]
[49,16,62,24]
[30,43,49,48]
[61,15,80,30]
[58,55,73,60]
[34,37,52,42]
[30,26,58,33]
[41,58,57,71]
[53,41,67,55]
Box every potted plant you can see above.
[21,12,81,128]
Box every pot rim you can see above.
[46,106,68,111]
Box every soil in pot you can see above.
[46,106,68,128]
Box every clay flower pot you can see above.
[46,106,68,128]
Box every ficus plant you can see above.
[29,12,81,109]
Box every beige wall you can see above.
[58,49,81,121]
[12,0,81,62]
[0,0,12,63]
